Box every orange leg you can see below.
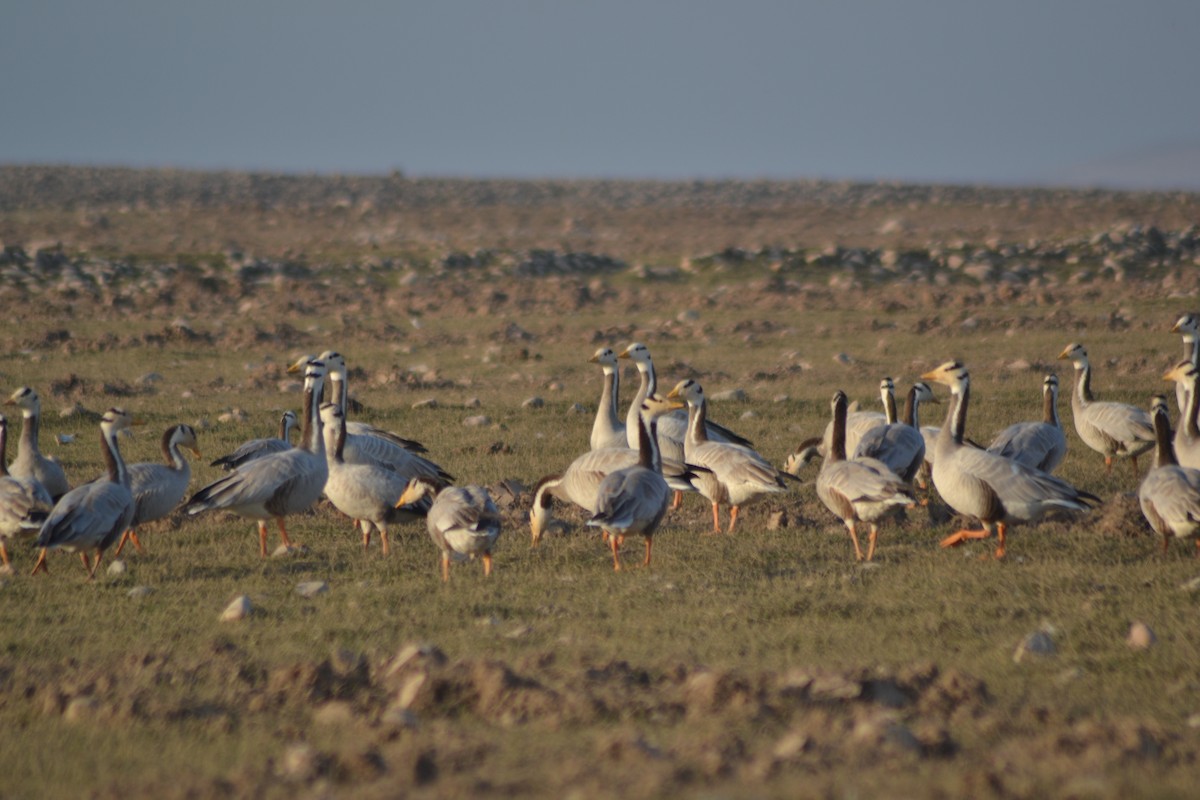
[994,522,1007,559]
[1163,533,1172,554]
[610,532,624,571]
[114,529,144,558]
[940,528,992,548]
[866,524,879,562]
[89,549,105,579]
[276,518,294,548]
[79,551,92,579]
[643,536,653,568]
[1104,456,1113,474]
[30,548,49,576]
[483,553,493,577]
[727,505,741,535]
[257,521,269,557]
[671,490,683,511]
[361,523,371,551]
[710,502,721,535]
[0,541,9,570]
[440,552,450,583]
[846,520,864,562]
[380,526,391,556]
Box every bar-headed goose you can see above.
[922,361,1098,559]
[396,477,501,582]
[853,381,935,484]
[1170,313,1200,413]
[1138,394,1200,554]
[985,374,1068,474]
[114,423,201,557]
[1057,343,1155,477]
[6,387,69,500]
[210,410,297,471]
[0,414,50,571]
[1163,360,1200,469]
[588,347,627,451]
[30,408,142,578]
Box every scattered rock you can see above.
[296,581,329,598]
[767,510,788,530]
[127,585,154,599]
[1014,630,1056,662]
[279,743,326,782]
[63,696,100,722]
[412,398,439,410]
[521,396,545,409]
[106,559,126,576]
[567,402,588,414]
[710,388,747,402]
[272,544,309,558]
[464,415,492,427]
[1127,621,1157,651]
[220,594,254,622]
[312,700,356,726]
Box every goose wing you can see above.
[345,420,427,453]
[186,449,326,518]
[128,462,191,526]
[1081,401,1155,448]
[853,424,925,481]
[210,437,291,471]
[949,447,1092,518]
[1139,466,1200,537]
[987,422,1067,473]
[36,481,133,551]
[590,467,669,531]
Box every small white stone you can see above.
[522,396,545,409]
[127,586,154,599]
[1127,621,1157,651]
[463,415,492,427]
[1014,630,1056,663]
[64,696,100,722]
[106,559,127,576]
[411,398,439,410]
[220,594,253,622]
[710,388,747,402]
[271,544,308,558]
[296,580,329,598]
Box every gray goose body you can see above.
[816,390,914,562]
[853,382,934,484]
[1139,394,1200,553]
[6,387,69,501]
[668,379,792,534]
[397,477,501,582]
[589,347,627,451]
[0,416,51,570]
[210,410,297,471]
[1058,343,1154,476]
[986,375,1068,474]
[184,363,329,557]
[116,424,201,556]
[31,408,140,578]
[320,403,429,555]
[923,361,1097,559]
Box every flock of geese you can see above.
[4,313,1200,581]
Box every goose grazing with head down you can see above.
[667,379,794,534]
[1057,343,1155,477]
[396,477,501,582]
[1163,360,1200,469]
[985,374,1068,474]
[6,386,70,501]
[587,394,686,571]
[114,424,202,557]
[1170,313,1200,413]
[922,361,1099,559]
[30,408,142,578]
[588,347,627,451]
[184,361,329,557]
[853,381,935,485]
[320,403,429,555]
[0,415,50,571]
[210,410,297,471]
[1138,394,1200,554]
[619,342,751,507]
[816,390,915,562]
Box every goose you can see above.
[619,342,751,506]
[210,410,297,471]
[1057,343,1155,477]
[1138,394,1200,554]
[783,378,895,474]
[985,375,1068,474]
[184,361,329,557]
[320,403,429,555]
[112,424,202,557]
[816,390,915,562]
[667,379,794,534]
[6,387,70,500]
[395,477,501,582]
[588,347,627,451]
[0,415,50,571]
[587,394,685,571]
[1163,360,1200,469]
[529,447,701,546]
[922,361,1098,559]
[1170,313,1199,413]
[30,408,142,578]
[853,381,935,484]
[290,352,453,484]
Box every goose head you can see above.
[1163,360,1199,387]
[1042,374,1060,397]
[396,476,445,508]
[170,423,202,458]
[1171,313,1200,340]
[286,353,318,375]
[921,361,970,394]
[831,390,848,417]
[911,381,939,405]
[641,393,685,419]
[619,342,653,371]
[318,350,348,382]
[6,386,40,417]
[666,379,703,407]
[588,347,619,369]
[100,407,144,438]
[1057,343,1088,368]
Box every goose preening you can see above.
[1057,343,1155,477]
[320,403,429,555]
[529,446,701,547]
[1139,394,1200,554]
[30,408,142,578]
[587,394,686,571]
[114,424,202,557]
[210,410,297,471]
[0,415,50,570]
[619,342,751,507]
[292,352,453,485]
[667,379,795,534]
[1170,313,1200,413]
[816,390,915,562]
[6,386,70,500]
[1163,360,1200,469]
[396,477,501,582]
[588,347,627,451]
[184,361,329,557]
[985,374,1068,474]
[922,361,1099,559]
[853,381,935,485]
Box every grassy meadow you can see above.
[1,171,1200,797]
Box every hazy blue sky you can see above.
[3,1,1199,187]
